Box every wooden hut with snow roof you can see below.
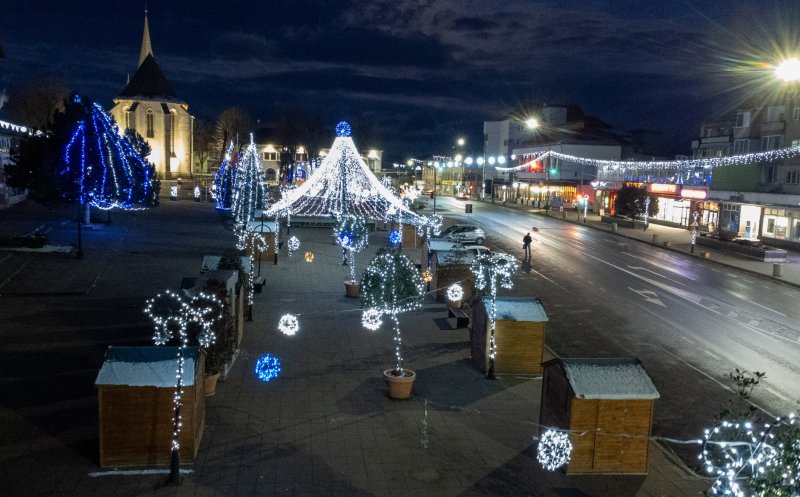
[540,357,660,474]
[470,296,548,375]
[95,346,205,468]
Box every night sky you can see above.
[1,0,799,162]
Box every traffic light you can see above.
[549,165,558,175]
[529,160,541,172]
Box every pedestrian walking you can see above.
[523,232,532,258]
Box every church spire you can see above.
[138,5,153,68]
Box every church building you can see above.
[110,10,193,179]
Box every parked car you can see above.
[435,224,485,245]
[440,245,511,265]
[455,192,470,200]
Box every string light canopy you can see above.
[60,95,159,210]
[263,121,439,231]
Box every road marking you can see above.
[711,268,722,272]
[764,386,791,403]
[761,285,771,290]
[679,335,694,345]
[748,301,787,317]
[727,273,737,278]
[704,350,721,360]
[628,287,666,307]
[742,278,754,283]
[627,265,688,286]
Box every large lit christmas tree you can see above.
[60,94,160,212]
[232,135,268,230]
[213,141,236,211]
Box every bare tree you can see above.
[8,78,69,130]
[212,107,251,164]
[298,111,327,160]
[193,118,215,175]
[273,108,302,184]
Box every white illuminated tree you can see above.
[233,134,268,248]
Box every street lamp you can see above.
[776,57,800,82]
[525,118,539,130]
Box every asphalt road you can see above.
[435,196,800,448]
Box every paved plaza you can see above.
[0,197,734,496]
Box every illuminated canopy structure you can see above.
[263,122,439,230]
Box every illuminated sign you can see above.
[680,188,708,200]
[648,183,678,195]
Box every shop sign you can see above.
[592,181,623,191]
[648,183,679,195]
[680,188,708,200]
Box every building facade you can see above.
[109,11,193,179]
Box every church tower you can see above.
[110,9,193,179]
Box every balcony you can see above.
[761,121,785,133]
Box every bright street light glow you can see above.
[776,58,800,82]
[497,156,506,164]
[457,138,465,146]
[455,154,463,162]
[525,118,539,129]
[488,157,496,165]
[477,157,485,165]
[407,159,413,166]
[465,157,473,165]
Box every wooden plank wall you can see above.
[493,320,545,375]
[247,232,276,262]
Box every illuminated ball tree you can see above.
[360,248,425,389]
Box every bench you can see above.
[253,276,266,293]
[448,306,470,328]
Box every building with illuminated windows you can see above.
[109,10,193,179]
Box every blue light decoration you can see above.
[335,120,352,137]
[254,354,281,382]
[339,232,351,247]
[389,230,402,245]
[60,95,159,210]
[213,142,237,211]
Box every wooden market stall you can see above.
[430,251,474,303]
[539,357,660,474]
[95,346,205,468]
[244,220,277,263]
[470,296,548,375]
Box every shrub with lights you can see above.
[360,248,425,392]
[335,213,369,283]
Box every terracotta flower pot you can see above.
[204,371,220,397]
[383,368,416,399]
[344,281,360,298]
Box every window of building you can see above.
[263,152,278,161]
[766,165,777,183]
[145,109,154,138]
[766,105,786,122]
[793,139,800,148]
[169,110,176,153]
[794,107,800,120]
[733,139,749,154]
[124,108,133,130]
[761,135,782,151]
[735,112,750,127]
[787,171,800,184]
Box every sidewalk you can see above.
[490,198,800,289]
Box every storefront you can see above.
[762,207,800,242]
[647,185,718,232]
[719,202,762,240]
[591,181,624,216]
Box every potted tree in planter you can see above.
[360,248,425,399]
[198,279,237,394]
[335,214,369,298]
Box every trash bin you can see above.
[652,234,659,245]
[611,222,618,233]
[773,263,783,277]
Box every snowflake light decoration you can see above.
[537,429,572,471]
[335,120,352,137]
[287,236,300,252]
[362,308,383,331]
[278,314,299,336]
[254,354,282,382]
[304,251,314,263]
[389,230,402,245]
[446,283,464,302]
[421,269,433,283]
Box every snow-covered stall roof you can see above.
[263,133,437,229]
[482,296,548,322]
[562,358,660,400]
[95,346,199,387]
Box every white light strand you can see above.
[233,134,269,248]
[361,308,383,331]
[472,254,520,366]
[537,429,573,471]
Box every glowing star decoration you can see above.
[262,123,440,233]
[537,429,573,471]
[304,251,314,263]
[446,283,464,302]
[143,289,221,479]
[335,120,352,137]
[389,230,402,245]
[700,414,799,497]
[254,354,282,382]
[362,308,383,331]
[278,314,299,336]
[59,95,159,211]
[287,236,300,253]
[421,269,433,283]
[472,254,520,378]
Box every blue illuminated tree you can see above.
[60,94,160,214]
[213,141,236,211]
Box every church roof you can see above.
[0,39,6,59]
[118,53,182,102]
